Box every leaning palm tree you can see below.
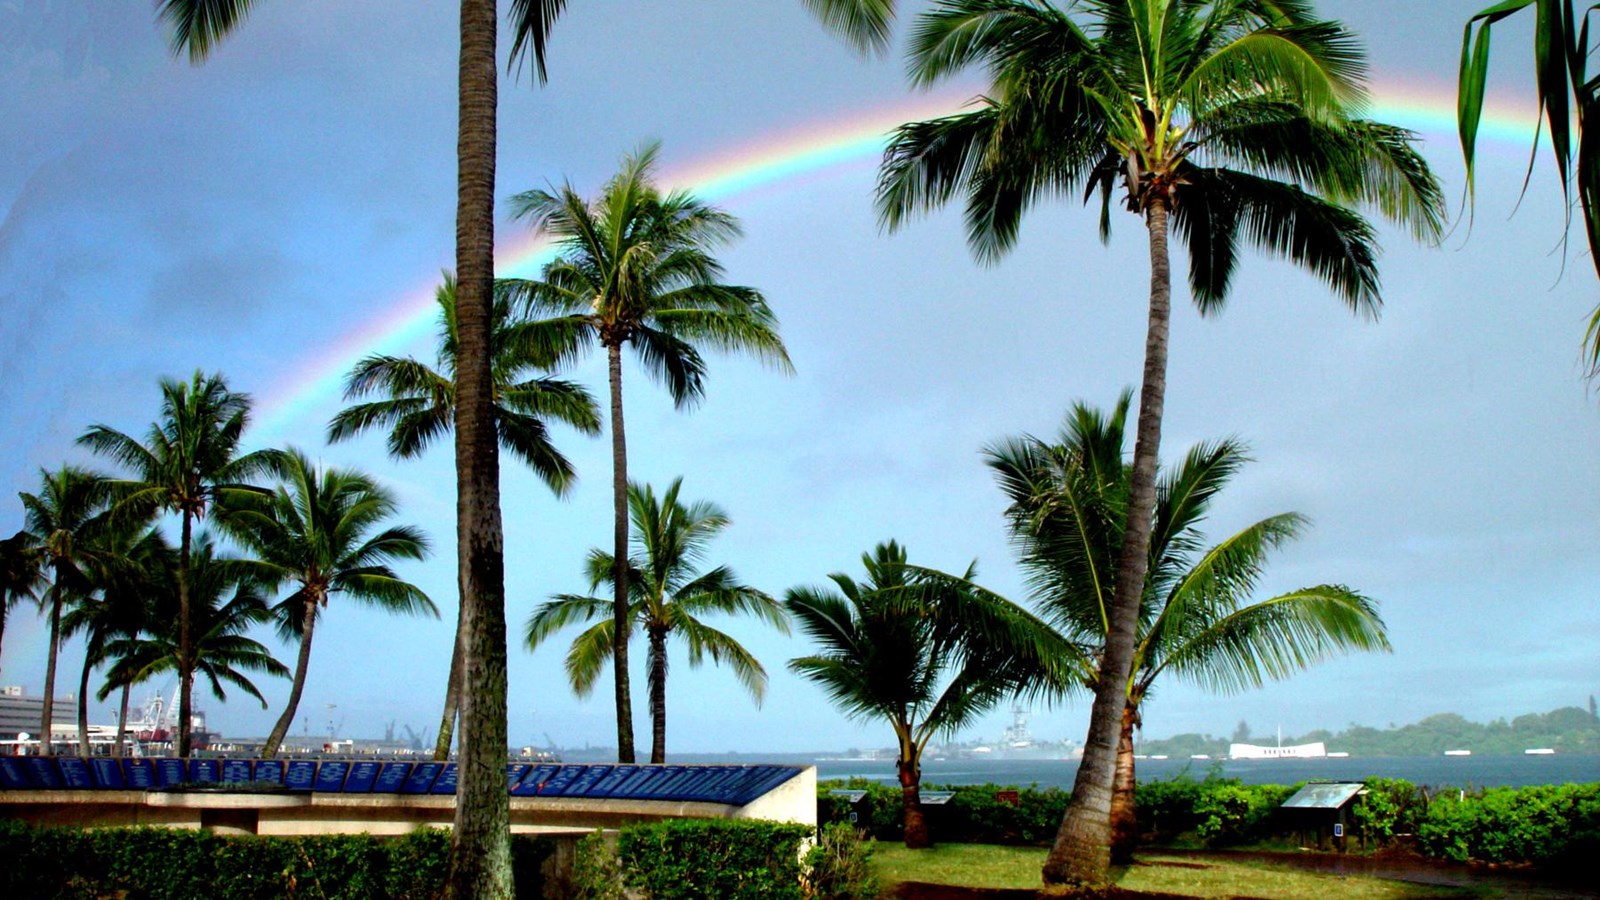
[0,529,44,679]
[328,274,598,761]
[158,0,898,892]
[100,533,288,731]
[786,541,1065,848]
[19,465,115,755]
[79,371,274,758]
[227,449,434,758]
[501,144,793,764]
[877,0,1443,882]
[526,478,787,764]
[987,394,1390,862]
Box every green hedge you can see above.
[0,821,553,898]
[617,819,811,899]
[819,775,1600,868]
[1417,783,1600,871]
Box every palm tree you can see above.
[526,478,787,764]
[986,393,1390,861]
[84,529,171,757]
[328,274,598,761]
[786,541,1063,848]
[501,144,792,763]
[78,371,273,759]
[227,449,435,758]
[61,522,168,757]
[155,2,894,894]
[0,529,44,680]
[19,466,115,756]
[100,533,288,731]
[876,1,1442,882]
[1459,0,1600,371]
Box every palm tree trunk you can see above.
[648,626,667,764]
[447,0,512,896]
[40,581,62,757]
[1109,701,1140,864]
[263,597,318,758]
[434,627,464,760]
[607,341,636,764]
[1044,198,1172,885]
[176,511,194,759]
[898,753,930,849]
[114,683,130,758]
[77,649,93,757]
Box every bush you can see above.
[0,821,550,898]
[803,823,878,900]
[617,818,812,900]
[1417,783,1600,870]
[571,831,627,900]
[1190,781,1295,847]
[1135,776,1204,842]
[1351,777,1425,845]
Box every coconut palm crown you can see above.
[225,449,434,758]
[328,274,601,492]
[986,392,1390,861]
[501,143,792,764]
[526,478,787,765]
[78,371,275,758]
[785,541,1068,849]
[877,0,1442,882]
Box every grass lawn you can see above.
[870,844,1484,898]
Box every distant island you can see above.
[1137,703,1600,758]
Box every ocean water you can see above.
[808,754,1600,789]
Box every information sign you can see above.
[284,760,317,791]
[373,762,412,793]
[429,763,459,795]
[122,758,156,789]
[401,762,442,794]
[57,757,94,789]
[314,760,350,792]
[344,761,380,793]
[90,757,126,789]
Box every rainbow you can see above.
[248,77,1541,442]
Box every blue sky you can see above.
[1,1,1596,755]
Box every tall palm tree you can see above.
[786,541,1064,848]
[876,1,1442,882]
[501,144,793,763]
[986,393,1390,861]
[78,371,273,758]
[19,466,115,756]
[0,529,44,680]
[526,478,787,764]
[100,533,288,732]
[227,449,435,758]
[61,522,168,757]
[1459,0,1600,371]
[329,274,598,761]
[156,3,894,894]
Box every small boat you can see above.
[1327,751,1350,758]
[1150,754,1168,760]
[1190,754,1210,760]
[1524,748,1556,756]
[1444,749,1471,757]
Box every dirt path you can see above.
[1158,849,1598,898]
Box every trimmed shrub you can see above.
[617,818,812,900]
[0,821,550,898]
[1417,783,1600,870]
